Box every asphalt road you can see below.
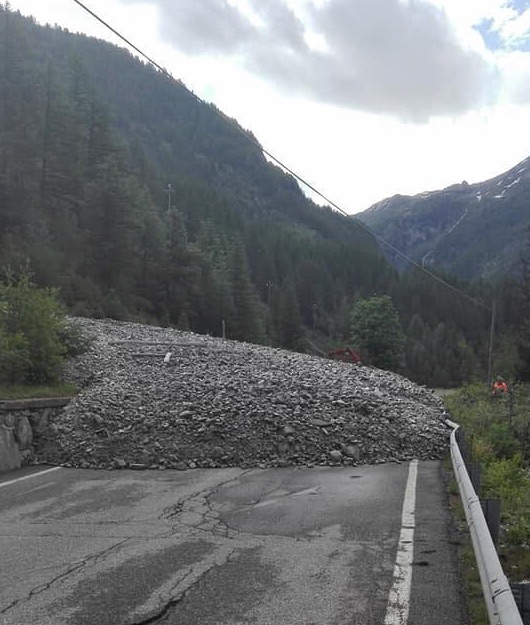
[0,461,465,625]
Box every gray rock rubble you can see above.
[35,318,450,470]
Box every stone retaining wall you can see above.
[0,398,70,472]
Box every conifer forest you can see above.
[0,4,527,387]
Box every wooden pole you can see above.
[487,300,496,384]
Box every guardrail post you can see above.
[456,428,470,463]
[468,462,482,494]
[481,498,501,550]
[510,583,530,624]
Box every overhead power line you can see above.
[71,0,491,313]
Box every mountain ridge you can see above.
[0,5,500,386]
[0,5,388,342]
[357,155,530,280]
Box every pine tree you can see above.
[405,314,432,384]
[227,240,265,343]
[515,237,530,380]
[350,295,405,372]
[274,278,303,350]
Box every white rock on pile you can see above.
[35,318,450,470]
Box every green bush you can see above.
[482,455,528,505]
[57,320,93,358]
[447,385,530,546]
[483,455,530,546]
[0,329,29,384]
[489,422,519,459]
[506,517,530,546]
[0,277,67,384]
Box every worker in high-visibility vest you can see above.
[491,376,508,398]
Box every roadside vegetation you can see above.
[445,383,530,623]
[0,383,78,401]
[0,272,87,399]
[446,383,530,552]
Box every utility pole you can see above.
[266,281,273,309]
[487,300,496,384]
[266,281,274,347]
[166,183,173,213]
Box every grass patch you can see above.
[446,462,489,625]
[500,544,530,581]
[445,383,530,546]
[461,543,489,625]
[444,382,530,622]
[0,382,77,400]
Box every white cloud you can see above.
[119,0,495,122]
[7,0,530,213]
[498,7,530,47]
[496,48,530,102]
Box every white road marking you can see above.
[384,459,419,625]
[14,482,57,497]
[0,466,62,489]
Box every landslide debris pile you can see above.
[36,318,449,470]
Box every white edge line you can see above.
[0,466,62,489]
[384,459,419,625]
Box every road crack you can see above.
[160,470,253,538]
[124,545,239,625]
[0,538,131,614]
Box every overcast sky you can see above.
[8,0,530,213]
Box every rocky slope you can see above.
[357,155,530,280]
[36,318,450,470]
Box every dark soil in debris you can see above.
[35,318,449,470]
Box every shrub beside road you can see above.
[445,383,530,624]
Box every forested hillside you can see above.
[0,4,505,386]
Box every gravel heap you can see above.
[36,318,450,470]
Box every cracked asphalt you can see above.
[0,462,465,625]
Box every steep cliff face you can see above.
[357,156,530,280]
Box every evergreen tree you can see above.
[0,5,499,387]
[273,278,303,350]
[350,295,405,372]
[405,314,432,384]
[227,240,265,343]
[515,244,530,380]
[82,155,143,303]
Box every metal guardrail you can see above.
[447,418,523,625]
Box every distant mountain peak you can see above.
[357,155,530,280]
